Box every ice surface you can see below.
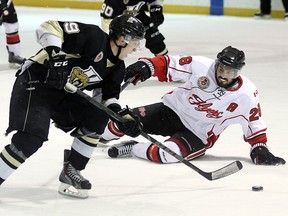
[0,6,287,216]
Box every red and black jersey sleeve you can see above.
[149,56,168,82]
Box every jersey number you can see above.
[249,103,262,121]
[179,56,192,66]
[63,22,80,34]
[101,3,114,17]
[227,102,262,122]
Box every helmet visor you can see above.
[124,37,144,51]
[217,62,241,79]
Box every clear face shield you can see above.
[215,62,241,88]
[216,62,241,79]
[124,35,144,51]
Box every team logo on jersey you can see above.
[65,66,103,91]
[94,51,103,62]
[197,76,210,89]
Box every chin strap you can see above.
[115,46,122,58]
[113,39,128,58]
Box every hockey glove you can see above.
[113,106,142,138]
[0,2,8,24]
[44,54,68,90]
[124,59,155,85]
[150,5,164,27]
[250,143,286,165]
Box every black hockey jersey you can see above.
[29,20,125,101]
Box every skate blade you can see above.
[58,183,89,199]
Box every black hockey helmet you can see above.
[217,46,245,70]
[109,14,145,41]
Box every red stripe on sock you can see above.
[6,33,20,44]
[108,121,124,137]
[166,137,188,157]
[147,144,162,163]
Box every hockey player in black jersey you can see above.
[100,0,168,56]
[0,14,144,198]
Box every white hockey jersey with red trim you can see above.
[152,55,267,148]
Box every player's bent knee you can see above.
[11,131,45,158]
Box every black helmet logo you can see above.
[109,14,145,41]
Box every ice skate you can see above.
[254,12,271,19]
[7,47,26,69]
[108,140,138,158]
[58,149,92,199]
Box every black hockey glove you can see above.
[0,2,8,16]
[250,143,286,165]
[150,5,164,27]
[0,2,8,24]
[113,106,142,138]
[124,59,155,85]
[44,54,68,90]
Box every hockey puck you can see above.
[252,186,263,191]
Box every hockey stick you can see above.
[69,77,135,138]
[120,77,135,91]
[65,82,243,181]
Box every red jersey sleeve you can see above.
[148,56,168,82]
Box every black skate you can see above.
[108,140,138,158]
[254,12,271,19]
[58,149,92,199]
[7,46,26,69]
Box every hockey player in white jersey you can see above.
[102,46,285,165]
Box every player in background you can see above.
[0,0,25,68]
[254,0,288,20]
[0,14,144,198]
[101,46,286,166]
[100,0,168,56]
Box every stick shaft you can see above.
[65,83,243,180]
[120,77,135,92]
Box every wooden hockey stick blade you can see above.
[65,83,243,180]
